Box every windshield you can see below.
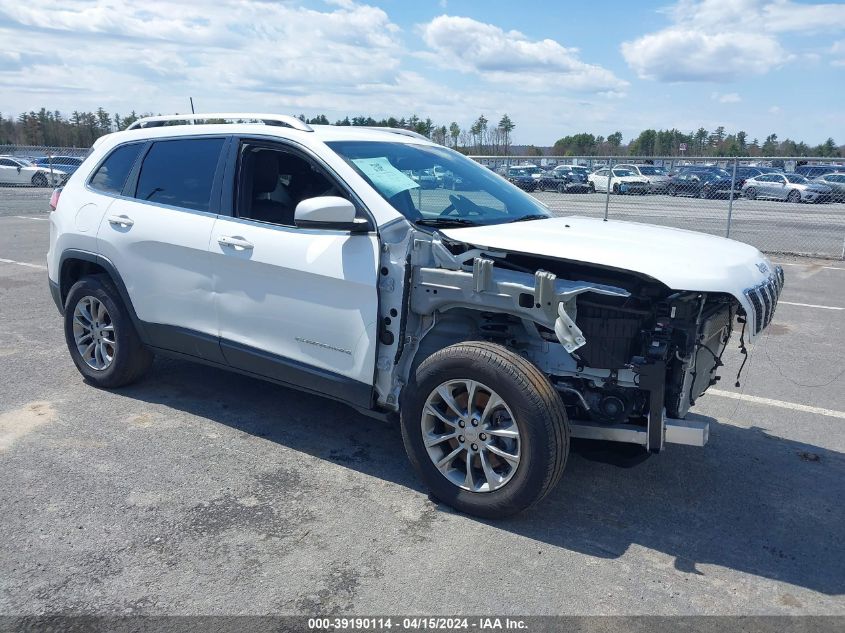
[328,141,551,226]
[637,166,665,175]
[612,169,634,177]
[785,174,809,184]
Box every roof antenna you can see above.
[189,97,195,114]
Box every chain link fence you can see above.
[472,155,845,260]
[2,145,844,259]
[0,144,91,189]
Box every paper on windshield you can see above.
[351,157,419,198]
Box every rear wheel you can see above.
[612,183,620,194]
[557,183,566,194]
[31,172,48,187]
[787,189,801,203]
[588,182,596,193]
[401,342,569,518]
[63,275,153,388]
[745,187,757,200]
[698,187,709,199]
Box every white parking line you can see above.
[779,301,843,311]
[775,261,845,271]
[13,215,49,221]
[0,258,47,271]
[709,389,845,420]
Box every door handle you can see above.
[106,214,134,228]
[217,235,254,250]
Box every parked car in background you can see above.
[616,164,670,193]
[409,168,438,189]
[0,155,67,187]
[742,173,832,203]
[506,166,538,192]
[812,173,845,202]
[795,164,845,180]
[537,165,590,193]
[441,169,470,191]
[732,166,781,188]
[588,167,649,194]
[31,156,85,178]
[668,168,741,199]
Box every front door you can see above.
[209,139,379,406]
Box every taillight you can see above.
[49,187,63,211]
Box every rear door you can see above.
[208,138,379,406]
[95,136,228,362]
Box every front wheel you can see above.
[787,190,801,203]
[612,183,620,194]
[31,172,48,187]
[64,275,153,388]
[745,187,756,200]
[401,341,569,518]
[588,182,596,193]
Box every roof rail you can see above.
[125,113,313,132]
[360,126,430,142]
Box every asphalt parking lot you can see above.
[1,198,844,616]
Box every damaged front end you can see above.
[374,220,783,453]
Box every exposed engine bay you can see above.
[373,219,782,452]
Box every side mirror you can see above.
[294,196,368,232]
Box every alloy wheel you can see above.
[72,295,116,370]
[421,379,521,493]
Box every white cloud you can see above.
[831,40,845,66]
[0,0,413,115]
[769,105,782,114]
[419,15,627,94]
[711,91,741,103]
[622,0,845,82]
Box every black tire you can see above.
[400,341,569,518]
[668,185,677,196]
[745,187,756,200]
[588,182,596,193]
[31,172,48,187]
[698,187,709,199]
[557,183,566,194]
[63,275,153,388]
[787,190,801,203]
[612,183,620,194]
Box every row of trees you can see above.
[1,108,841,158]
[552,127,841,158]
[0,109,150,147]
[302,113,517,156]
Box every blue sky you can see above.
[1,0,843,145]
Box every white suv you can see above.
[48,113,783,517]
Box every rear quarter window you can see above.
[134,138,225,212]
[89,143,144,195]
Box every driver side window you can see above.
[236,142,346,226]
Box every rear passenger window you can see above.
[135,138,224,212]
[90,143,144,194]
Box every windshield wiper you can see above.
[415,218,481,227]
[511,214,550,223]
